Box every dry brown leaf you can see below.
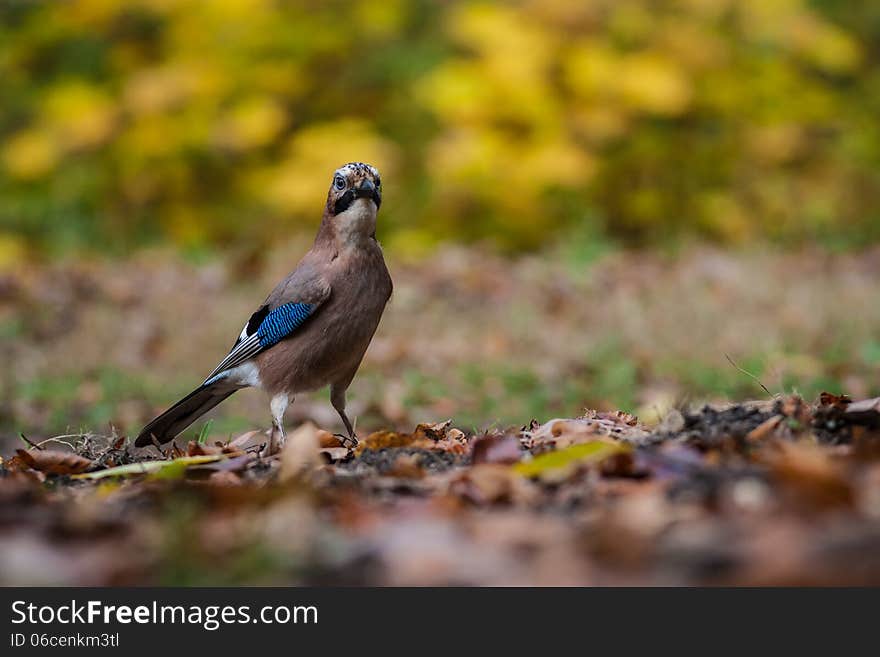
[15,449,93,475]
[764,442,854,510]
[583,409,642,427]
[429,430,469,454]
[279,422,321,483]
[355,430,416,454]
[819,392,852,409]
[319,447,350,463]
[450,464,537,506]
[186,440,222,456]
[228,430,265,449]
[3,452,35,473]
[386,453,425,479]
[746,415,783,443]
[220,444,246,457]
[846,397,880,414]
[527,413,650,450]
[526,419,599,448]
[412,419,453,441]
[318,430,343,448]
[471,433,522,465]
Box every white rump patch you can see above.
[218,361,263,388]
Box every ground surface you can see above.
[4,243,880,447]
[2,393,880,585]
[2,244,879,585]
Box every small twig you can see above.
[19,433,43,450]
[35,437,77,451]
[724,353,773,398]
[37,433,87,442]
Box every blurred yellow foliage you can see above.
[0,233,26,270]
[0,0,878,253]
[261,120,397,219]
[2,130,59,180]
[43,81,117,150]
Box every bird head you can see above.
[324,162,382,243]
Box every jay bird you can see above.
[135,162,392,449]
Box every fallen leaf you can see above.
[187,440,222,456]
[746,415,783,443]
[450,464,537,505]
[819,392,852,409]
[429,430,469,454]
[515,441,629,482]
[71,454,225,480]
[763,441,854,510]
[318,430,343,448]
[279,422,320,483]
[413,419,453,441]
[15,449,93,475]
[471,433,522,465]
[386,453,425,479]
[526,416,648,449]
[319,447,351,463]
[599,451,644,478]
[846,397,880,414]
[355,430,416,454]
[228,430,265,449]
[190,453,253,473]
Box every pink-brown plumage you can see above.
[136,162,391,447]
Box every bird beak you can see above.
[354,179,376,198]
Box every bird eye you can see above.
[334,175,346,190]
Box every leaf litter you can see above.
[3,393,880,585]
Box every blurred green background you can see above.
[2,0,880,261]
[1,0,879,446]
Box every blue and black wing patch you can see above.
[256,302,314,348]
[203,302,316,384]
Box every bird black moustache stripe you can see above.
[333,189,381,215]
[333,190,356,215]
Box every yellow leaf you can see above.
[215,97,286,150]
[617,53,692,116]
[514,441,629,480]
[263,120,397,214]
[43,81,116,150]
[71,455,225,480]
[2,129,59,180]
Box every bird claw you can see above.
[334,433,358,450]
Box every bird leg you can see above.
[267,392,290,456]
[330,384,358,449]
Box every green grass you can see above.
[196,420,213,444]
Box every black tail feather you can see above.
[135,383,238,447]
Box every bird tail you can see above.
[135,381,238,447]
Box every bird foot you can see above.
[334,433,358,450]
[265,424,284,457]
